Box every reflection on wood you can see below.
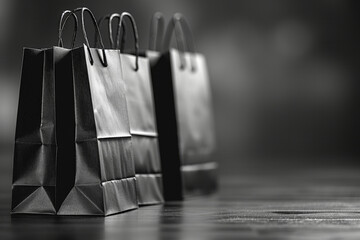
[2,167,360,239]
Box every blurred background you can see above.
[0,0,359,196]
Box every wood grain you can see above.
[1,153,360,239]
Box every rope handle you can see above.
[167,13,197,71]
[97,14,126,50]
[113,12,139,71]
[148,12,165,51]
[57,10,78,48]
[72,7,107,66]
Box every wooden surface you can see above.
[2,160,360,239]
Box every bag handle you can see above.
[57,10,78,48]
[163,13,197,71]
[176,13,197,72]
[162,14,188,70]
[108,14,126,51]
[97,14,126,51]
[148,12,165,51]
[113,12,139,71]
[174,13,196,54]
[72,7,107,66]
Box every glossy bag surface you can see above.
[107,12,164,205]
[170,49,217,196]
[11,45,138,216]
[12,48,58,214]
[151,47,217,200]
[12,7,138,216]
[121,53,163,205]
[55,46,138,216]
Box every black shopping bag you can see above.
[151,13,217,200]
[11,8,138,216]
[11,10,77,215]
[98,12,163,205]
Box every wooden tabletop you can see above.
[1,153,360,239]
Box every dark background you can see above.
[0,0,359,197]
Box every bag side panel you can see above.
[170,49,218,196]
[12,48,56,214]
[151,52,183,201]
[54,47,80,211]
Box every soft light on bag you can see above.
[11,8,138,216]
[151,13,217,200]
[98,12,164,205]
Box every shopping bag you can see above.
[11,10,77,215]
[12,8,138,216]
[151,13,217,200]
[100,12,163,205]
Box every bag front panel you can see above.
[85,49,131,139]
[121,54,163,204]
[56,46,138,215]
[131,136,161,174]
[83,47,136,185]
[170,49,216,166]
[121,54,157,135]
